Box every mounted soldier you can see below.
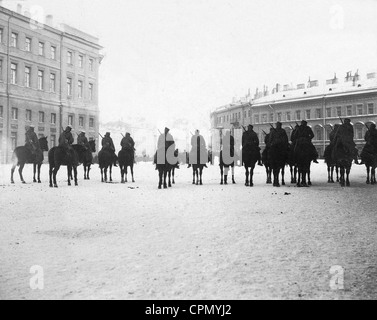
[188,129,208,168]
[102,132,117,167]
[121,132,135,151]
[77,131,90,151]
[25,125,40,159]
[154,127,176,169]
[269,122,289,147]
[365,123,377,150]
[335,118,360,164]
[329,124,341,145]
[296,120,319,163]
[242,124,262,166]
[59,125,74,151]
[290,124,300,144]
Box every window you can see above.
[286,112,291,121]
[296,110,301,121]
[89,83,94,100]
[0,105,3,118]
[50,135,56,148]
[11,33,18,47]
[11,132,17,150]
[78,80,83,98]
[51,46,56,60]
[244,111,247,118]
[346,105,352,116]
[12,108,18,120]
[248,110,251,118]
[357,104,364,115]
[39,111,45,123]
[277,113,282,122]
[305,110,311,120]
[254,115,259,124]
[356,126,363,140]
[67,77,72,96]
[368,103,374,114]
[25,37,31,52]
[262,114,267,123]
[67,51,73,64]
[50,73,56,92]
[0,28,3,43]
[38,70,44,90]
[315,127,323,141]
[79,116,84,127]
[89,59,94,71]
[51,113,56,125]
[39,42,45,56]
[79,55,84,68]
[336,107,342,117]
[326,108,332,118]
[68,115,74,126]
[316,108,322,119]
[25,66,31,88]
[89,118,94,128]
[0,60,2,80]
[11,63,17,84]
[26,110,32,122]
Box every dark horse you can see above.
[219,151,236,185]
[11,137,49,184]
[242,143,260,187]
[72,140,96,180]
[360,143,377,185]
[49,145,82,188]
[99,148,117,183]
[332,140,353,187]
[293,137,313,187]
[324,144,339,183]
[118,146,135,184]
[267,140,288,187]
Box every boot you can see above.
[204,164,208,168]
[224,175,228,185]
[313,158,319,164]
[187,164,191,168]
[258,160,263,166]
[232,175,236,184]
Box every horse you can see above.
[118,146,135,184]
[267,140,288,187]
[72,140,96,180]
[324,144,339,183]
[262,148,272,184]
[98,148,117,183]
[360,143,377,185]
[287,143,298,184]
[48,145,81,188]
[190,148,209,186]
[242,143,260,187]
[11,137,49,184]
[219,150,236,185]
[331,140,353,187]
[293,137,313,187]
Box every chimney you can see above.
[46,15,53,27]
[17,3,22,14]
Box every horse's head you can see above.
[89,140,96,152]
[39,136,49,152]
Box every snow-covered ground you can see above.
[0,160,376,300]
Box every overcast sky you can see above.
[3,0,377,128]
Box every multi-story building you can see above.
[0,4,103,163]
[210,71,377,158]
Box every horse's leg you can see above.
[49,164,53,187]
[273,168,280,187]
[125,165,129,183]
[120,166,124,184]
[250,165,255,187]
[327,165,331,183]
[220,165,224,185]
[245,166,249,186]
[290,165,294,183]
[366,166,370,184]
[346,166,351,187]
[168,169,172,187]
[87,164,91,180]
[158,168,162,189]
[74,166,78,186]
[83,165,87,180]
[38,164,42,183]
[199,167,203,185]
[294,166,298,183]
[131,165,135,183]
[224,167,229,185]
[100,167,104,182]
[67,166,72,186]
[192,168,196,185]
[172,168,175,184]
[11,164,17,184]
[232,166,236,184]
[19,163,26,184]
[109,165,113,182]
[307,166,312,186]
[336,166,340,182]
[163,168,168,189]
[372,167,376,185]
[340,167,345,187]
[53,165,60,188]
[281,166,285,186]
[297,169,301,187]
[33,163,37,183]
